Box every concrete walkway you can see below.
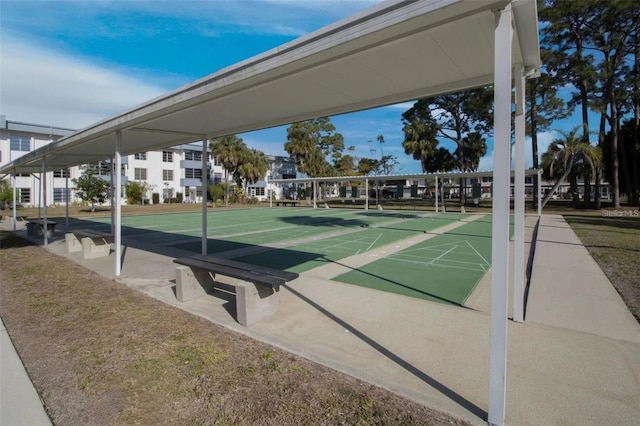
[2,213,639,425]
[1,318,51,426]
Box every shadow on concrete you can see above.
[283,283,487,421]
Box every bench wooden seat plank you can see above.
[173,255,299,326]
[72,229,112,240]
[174,257,285,288]
[188,254,299,283]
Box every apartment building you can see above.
[0,116,298,207]
[0,116,77,208]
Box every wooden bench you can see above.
[173,255,299,326]
[65,229,114,259]
[275,200,297,207]
[26,219,57,237]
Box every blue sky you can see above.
[1,0,564,174]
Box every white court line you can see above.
[305,235,372,251]
[464,240,490,266]
[389,256,487,272]
[430,245,457,264]
[366,233,383,252]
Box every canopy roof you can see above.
[1,0,540,175]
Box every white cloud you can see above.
[0,37,167,129]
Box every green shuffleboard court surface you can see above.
[231,214,465,273]
[333,217,496,306]
[169,209,431,254]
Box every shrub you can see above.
[176,192,183,203]
[125,181,146,205]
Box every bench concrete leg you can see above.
[81,237,112,259]
[65,233,82,253]
[175,265,214,302]
[236,282,279,327]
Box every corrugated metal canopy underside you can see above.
[1,0,540,174]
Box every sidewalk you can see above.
[2,213,639,425]
[0,318,51,426]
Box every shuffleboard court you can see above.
[231,214,465,273]
[63,208,433,254]
[169,209,429,254]
[333,218,497,306]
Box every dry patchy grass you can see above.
[0,231,468,425]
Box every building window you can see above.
[163,188,174,201]
[212,156,222,166]
[10,135,31,151]
[134,152,147,160]
[185,168,202,179]
[53,188,71,203]
[184,150,202,161]
[162,169,174,181]
[249,187,265,197]
[19,188,31,204]
[162,151,173,162]
[53,169,70,178]
[134,168,147,180]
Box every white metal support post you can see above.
[202,138,208,256]
[488,5,513,426]
[115,132,122,277]
[435,175,439,213]
[313,181,318,208]
[111,163,115,235]
[365,178,369,210]
[537,170,542,216]
[42,156,48,246]
[38,171,42,220]
[12,172,17,231]
[65,172,69,227]
[513,63,526,323]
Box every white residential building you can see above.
[0,116,77,208]
[1,116,295,207]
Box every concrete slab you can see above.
[527,215,640,343]
[4,212,640,425]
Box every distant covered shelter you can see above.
[0,1,541,424]
[270,169,542,210]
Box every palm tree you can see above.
[540,126,596,208]
[210,135,247,206]
[401,118,439,173]
[573,144,602,208]
[238,149,270,200]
